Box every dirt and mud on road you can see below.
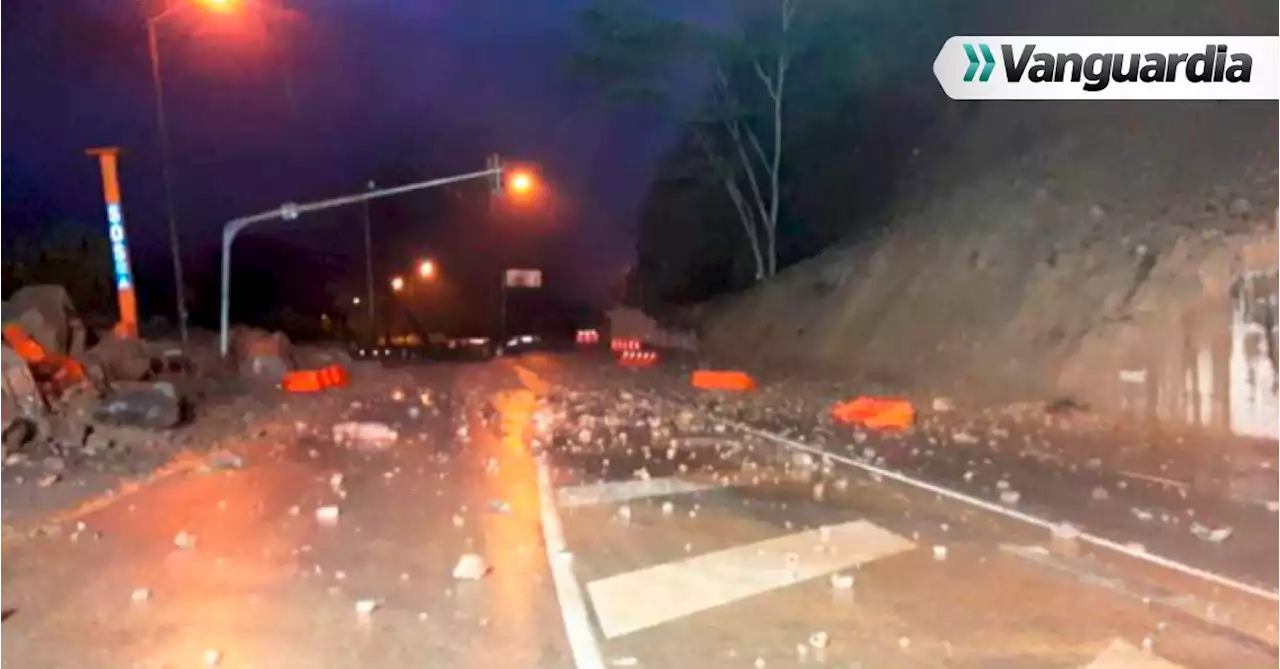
[2,352,1276,669]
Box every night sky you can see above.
[3,0,674,322]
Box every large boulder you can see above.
[230,326,293,383]
[4,285,86,357]
[91,381,185,429]
[85,336,154,382]
[2,345,47,450]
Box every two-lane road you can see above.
[2,355,1275,669]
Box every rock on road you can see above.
[1,354,1276,669]
[1,363,567,668]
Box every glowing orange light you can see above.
[390,276,405,292]
[199,0,237,15]
[509,172,534,194]
[417,259,436,279]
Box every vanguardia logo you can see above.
[963,43,996,82]
[934,36,1279,100]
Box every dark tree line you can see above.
[574,0,961,312]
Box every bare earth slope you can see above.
[698,97,1278,439]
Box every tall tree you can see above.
[575,0,807,280]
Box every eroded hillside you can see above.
[698,101,1278,439]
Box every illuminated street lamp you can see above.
[146,0,245,343]
[390,276,406,293]
[351,296,362,305]
[508,171,534,194]
[417,259,436,279]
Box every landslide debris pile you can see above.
[697,101,1278,423]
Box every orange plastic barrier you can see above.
[2,324,48,364]
[281,364,351,393]
[691,370,757,391]
[325,365,350,386]
[830,396,915,430]
[282,369,326,392]
[3,323,87,391]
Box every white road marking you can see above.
[715,417,1280,603]
[1084,639,1186,669]
[557,477,722,509]
[537,456,606,669]
[587,519,915,639]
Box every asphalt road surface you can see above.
[2,354,1275,669]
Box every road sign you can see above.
[86,147,138,339]
[504,269,542,288]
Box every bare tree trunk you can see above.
[752,0,794,277]
[694,129,766,281]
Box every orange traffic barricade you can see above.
[691,370,757,391]
[2,324,48,364]
[322,364,350,388]
[830,396,915,430]
[282,364,351,393]
[281,369,326,393]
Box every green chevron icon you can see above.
[963,43,996,82]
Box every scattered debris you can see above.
[808,631,830,649]
[488,500,511,514]
[951,431,980,445]
[205,451,244,471]
[332,422,398,451]
[931,397,955,413]
[1051,523,1081,541]
[452,553,491,580]
[1189,523,1233,543]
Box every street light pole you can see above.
[361,180,377,344]
[147,17,189,343]
[219,166,504,357]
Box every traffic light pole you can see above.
[219,166,502,357]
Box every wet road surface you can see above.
[523,354,1277,669]
[2,363,568,669]
[2,354,1276,668]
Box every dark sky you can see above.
[3,0,674,319]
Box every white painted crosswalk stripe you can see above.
[556,477,723,509]
[1084,639,1187,668]
[586,519,916,639]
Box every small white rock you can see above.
[131,587,152,602]
[932,545,948,561]
[355,599,380,615]
[315,505,341,524]
[809,631,829,649]
[452,553,491,580]
[999,490,1020,505]
[1052,523,1081,541]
